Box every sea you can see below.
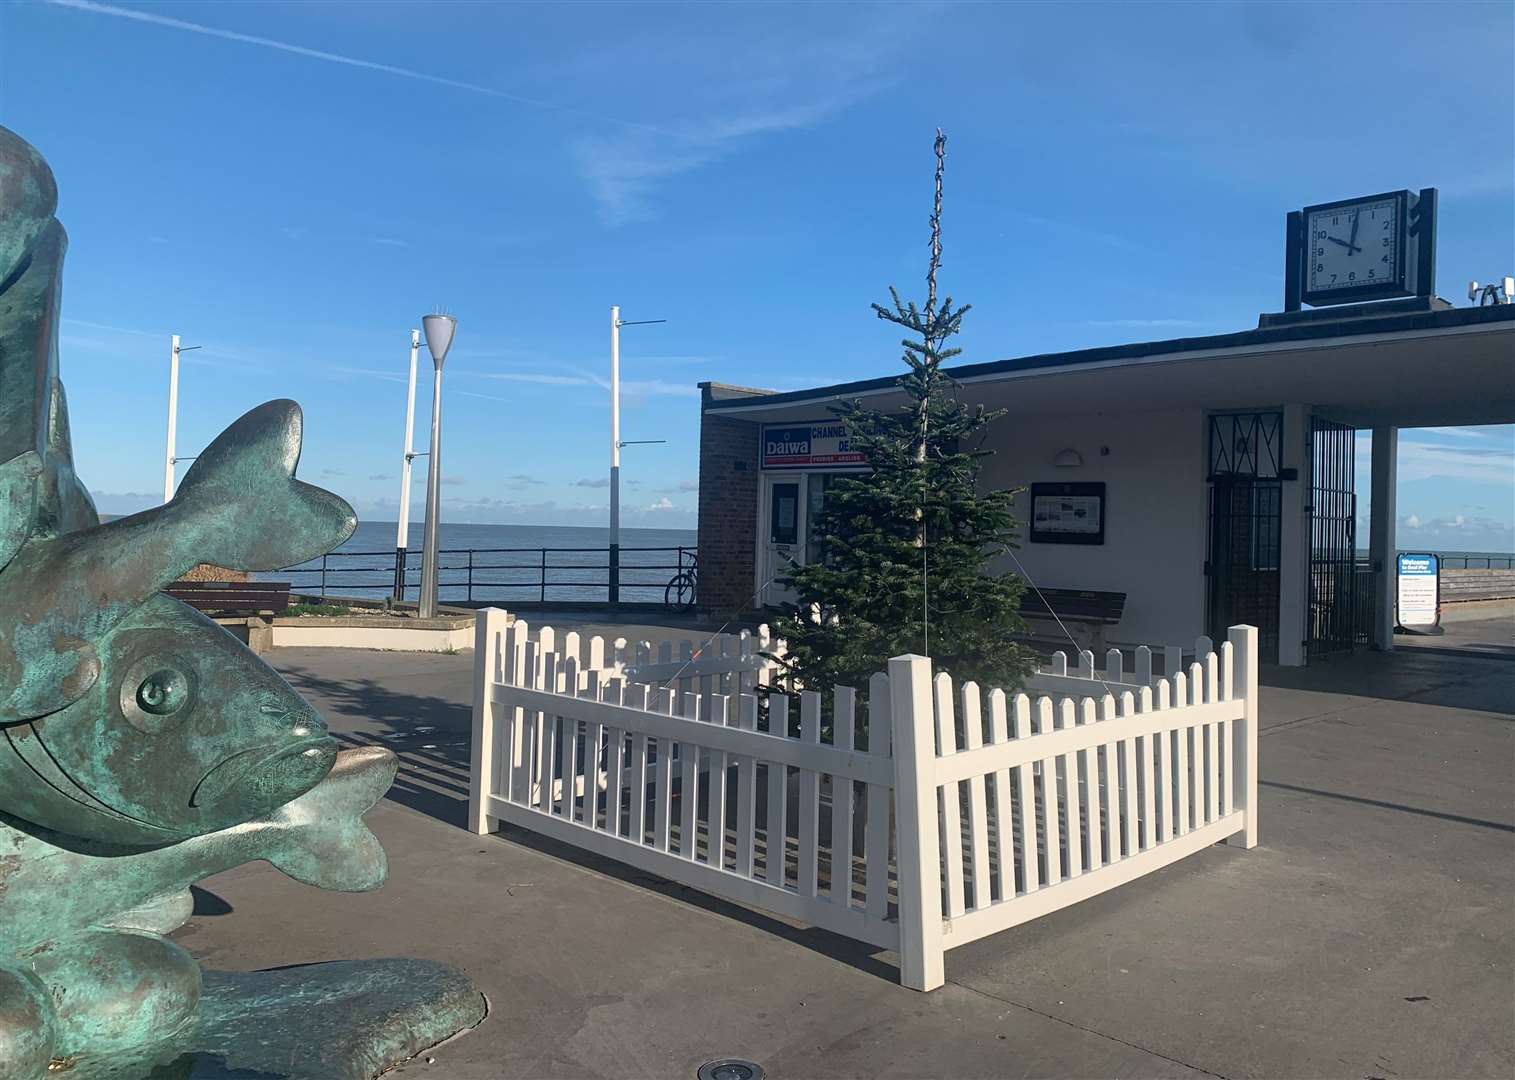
[275,520,698,606]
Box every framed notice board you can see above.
[1029,482,1106,545]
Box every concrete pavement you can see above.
[172,617,1514,1079]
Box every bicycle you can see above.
[664,550,697,613]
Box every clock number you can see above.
[1330,274,1337,283]
[1318,264,1325,272]
[1368,269,1375,278]
[1382,237,1390,247]
[1348,272,1356,281]
[1315,230,1326,239]
[1382,254,1390,263]
[1384,220,1392,230]
[1316,247,1324,256]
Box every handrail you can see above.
[274,544,697,606]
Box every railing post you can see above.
[1226,624,1259,849]
[320,553,328,599]
[470,607,510,835]
[609,543,620,607]
[889,653,944,991]
[467,549,474,604]
[540,548,547,603]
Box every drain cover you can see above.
[697,1059,766,1080]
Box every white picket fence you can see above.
[469,610,1258,990]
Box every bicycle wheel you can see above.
[665,570,696,612]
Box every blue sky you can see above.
[2,0,1512,549]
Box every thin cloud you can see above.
[1407,426,1499,441]
[568,12,916,223]
[464,369,696,397]
[1082,318,1212,329]
[575,477,611,488]
[332,365,409,385]
[46,0,675,135]
[369,237,408,248]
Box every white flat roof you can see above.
[704,305,1515,429]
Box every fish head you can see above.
[15,595,337,845]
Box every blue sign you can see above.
[1396,552,1439,629]
[761,422,867,471]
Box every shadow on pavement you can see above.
[274,663,473,829]
[487,820,901,985]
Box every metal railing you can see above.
[277,545,697,607]
[1428,553,1515,570]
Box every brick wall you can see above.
[697,383,764,615]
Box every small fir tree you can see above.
[776,130,1032,695]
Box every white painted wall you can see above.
[977,407,1208,650]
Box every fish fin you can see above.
[174,399,355,571]
[265,746,396,892]
[0,451,42,572]
[102,890,195,935]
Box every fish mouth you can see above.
[190,735,339,812]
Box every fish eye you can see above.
[137,670,188,715]
[120,656,196,734]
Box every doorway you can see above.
[1308,416,1366,659]
[758,473,848,608]
[1207,412,1283,663]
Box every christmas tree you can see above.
[777,131,1032,696]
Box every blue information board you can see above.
[1396,552,1440,630]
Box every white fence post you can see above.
[890,654,944,992]
[469,607,510,835]
[1226,624,1259,848]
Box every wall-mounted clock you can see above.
[1284,188,1436,310]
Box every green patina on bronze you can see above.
[0,126,484,1078]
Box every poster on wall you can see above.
[1029,482,1106,545]
[1396,552,1440,632]
[761,422,868,471]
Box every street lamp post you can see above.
[393,329,421,600]
[417,314,457,619]
[163,334,181,504]
[607,306,664,606]
[609,307,621,605]
[162,333,202,503]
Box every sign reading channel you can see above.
[761,422,868,471]
[1396,552,1440,631]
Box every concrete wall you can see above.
[697,385,763,615]
[976,407,1208,649]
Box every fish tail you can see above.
[265,746,396,892]
[173,399,356,572]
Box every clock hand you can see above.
[1326,236,1354,250]
[1348,212,1360,253]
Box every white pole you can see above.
[609,305,621,604]
[393,329,420,600]
[163,334,180,503]
[610,305,621,546]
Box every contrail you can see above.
[47,0,679,137]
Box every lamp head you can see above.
[422,313,457,369]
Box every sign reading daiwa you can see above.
[761,422,868,470]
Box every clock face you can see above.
[1306,196,1400,294]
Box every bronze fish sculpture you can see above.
[0,123,464,1078]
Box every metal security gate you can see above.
[1308,417,1360,659]
[1207,413,1283,664]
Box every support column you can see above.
[1369,426,1398,650]
[1277,404,1312,667]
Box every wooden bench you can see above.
[164,580,292,616]
[1019,587,1126,652]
